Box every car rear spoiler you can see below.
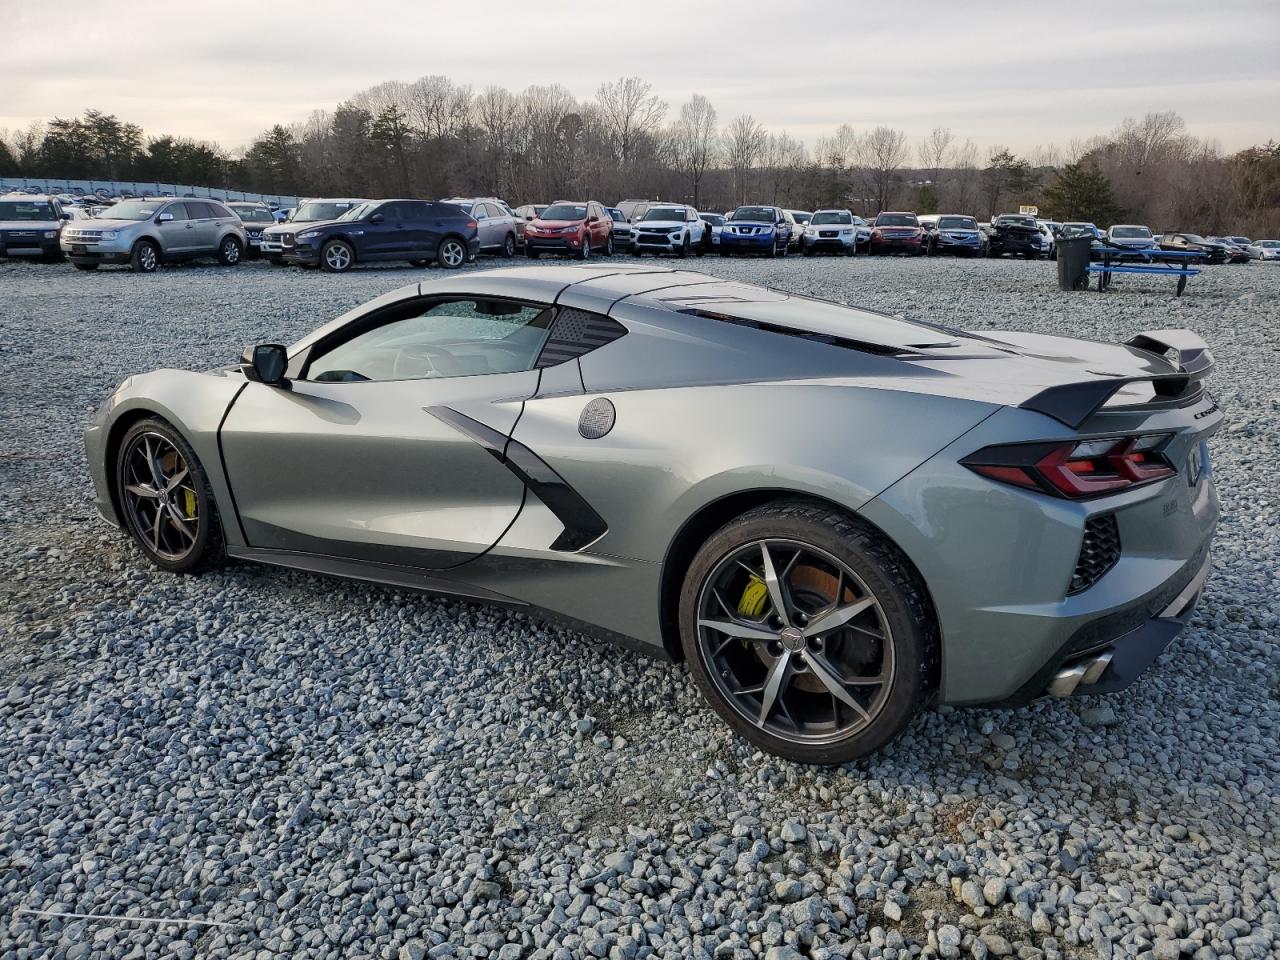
[1019,329,1214,428]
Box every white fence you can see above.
[0,176,298,208]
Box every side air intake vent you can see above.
[536,308,627,368]
[1069,514,1120,595]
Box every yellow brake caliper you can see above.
[181,488,198,520]
[737,576,769,619]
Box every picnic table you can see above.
[1088,244,1202,296]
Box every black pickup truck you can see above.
[986,213,1043,260]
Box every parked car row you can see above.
[4,190,1276,274]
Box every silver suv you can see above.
[61,197,247,272]
[443,198,520,257]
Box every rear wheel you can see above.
[321,240,354,272]
[437,237,467,269]
[130,240,159,273]
[501,233,516,258]
[217,236,243,266]
[116,418,224,574]
[679,500,933,764]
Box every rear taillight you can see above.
[466,219,477,229]
[962,435,1175,499]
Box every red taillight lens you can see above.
[963,435,1176,499]
[466,219,477,229]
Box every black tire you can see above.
[603,234,614,257]
[679,499,935,764]
[217,236,243,266]
[321,239,354,273]
[115,418,225,575]
[501,233,516,258]
[677,236,690,259]
[576,236,590,261]
[437,236,467,269]
[73,263,99,271]
[130,240,160,273]
[526,247,539,259]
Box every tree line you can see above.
[3,79,1277,236]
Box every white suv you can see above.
[630,204,707,257]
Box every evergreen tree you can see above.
[1043,158,1122,224]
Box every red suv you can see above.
[869,211,926,255]
[524,201,613,259]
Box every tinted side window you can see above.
[186,201,212,219]
[207,202,232,219]
[403,202,432,221]
[306,298,555,383]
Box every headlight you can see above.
[805,227,818,236]
[100,231,118,241]
[668,229,682,236]
[840,228,852,235]
[298,231,320,241]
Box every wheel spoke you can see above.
[126,483,160,499]
[150,506,165,552]
[760,543,793,627]
[164,466,189,493]
[698,618,776,644]
[757,650,792,727]
[142,438,165,489]
[802,650,871,722]
[805,595,876,636]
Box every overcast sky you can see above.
[3,0,1277,155]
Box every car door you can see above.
[219,294,558,569]
[472,202,494,249]
[362,202,408,258]
[183,201,217,252]
[155,201,195,255]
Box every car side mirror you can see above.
[369,213,385,224]
[243,343,289,387]
[157,213,173,223]
[587,215,599,223]
[60,212,72,220]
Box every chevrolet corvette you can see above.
[85,265,1220,762]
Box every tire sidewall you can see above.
[131,240,159,273]
[219,236,242,265]
[116,418,222,574]
[322,240,353,272]
[678,504,929,764]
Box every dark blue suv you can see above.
[281,199,480,272]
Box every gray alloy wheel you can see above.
[603,234,613,256]
[680,500,932,763]
[502,233,516,258]
[322,240,354,272]
[438,237,466,269]
[577,235,590,260]
[116,420,223,573]
[694,538,896,745]
[130,240,159,272]
[218,236,242,265]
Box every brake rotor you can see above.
[737,562,846,693]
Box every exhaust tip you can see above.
[1048,649,1115,698]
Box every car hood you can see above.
[531,219,585,228]
[725,220,777,228]
[635,219,684,229]
[65,217,145,229]
[0,219,59,230]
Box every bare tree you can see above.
[725,114,766,205]
[945,138,980,213]
[855,126,910,212]
[595,76,667,166]
[917,127,954,188]
[669,94,719,207]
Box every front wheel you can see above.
[679,500,934,764]
[130,240,159,273]
[576,237,590,261]
[603,234,614,257]
[437,237,466,269]
[677,236,690,259]
[115,418,224,574]
[501,233,516,258]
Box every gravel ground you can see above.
[1,254,1277,960]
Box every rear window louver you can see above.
[678,308,915,357]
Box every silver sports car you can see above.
[85,265,1220,763]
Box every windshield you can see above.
[541,204,587,221]
[731,206,775,221]
[1111,226,1151,239]
[1179,234,1207,243]
[233,207,274,223]
[606,209,625,222]
[875,213,918,227]
[294,201,361,222]
[642,207,684,222]
[99,199,165,221]
[938,216,977,230]
[337,203,375,222]
[791,212,812,224]
[1260,241,1279,248]
[700,214,725,226]
[995,215,1037,227]
[811,211,853,225]
[0,200,57,220]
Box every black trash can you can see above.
[1057,236,1093,291]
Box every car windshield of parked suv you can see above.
[0,200,57,220]
[98,199,165,221]
[995,215,1037,227]
[541,204,586,221]
[1111,226,1152,239]
[791,212,812,224]
[1260,240,1280,248]
[606,209,626,222]
[233,207,274,223]
[293,201,360,222]
[334,203,376,222]
[875,213,918,227]
[811,211,853,225]
[642,207,683,222]
[938,216,977,230]
[1176,234,1208,243]
[700,214,725,226]
[731,206,775,222]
